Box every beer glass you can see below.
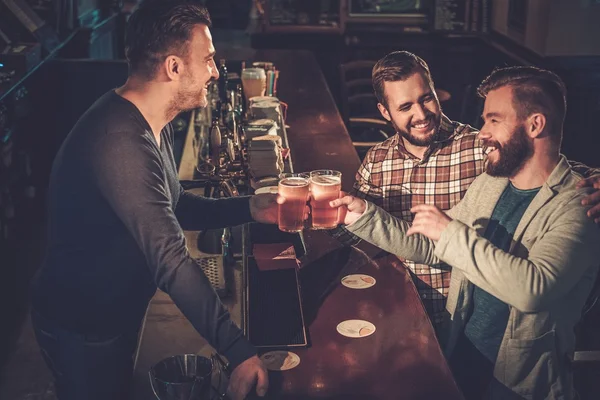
[278,173,309,232]
[309,170,342,230]
[241,68,266,105]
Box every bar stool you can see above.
[339,60,393,160]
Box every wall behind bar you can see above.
[252,29,599,169]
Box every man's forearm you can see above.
[176,189,254,230]
[158,256,256,369]
[345,202,440,265]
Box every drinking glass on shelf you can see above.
[277,173,310,232]
[241,68,266,105]
[309,170,342,230]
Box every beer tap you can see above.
[221,226,234,267]
[190,60,249,197]
[224,108,246,170]
[219,178,239,198]
[218,59,228,105]
[230,85,243,150]
[209,117,222,168]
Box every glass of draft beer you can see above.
[278,173,310,232]
[309,170,342,230]
[241,68,266,105]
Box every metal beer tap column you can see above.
[191,66,248,197]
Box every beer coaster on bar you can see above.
[260,351,301,371]
[336,320,376,338]
[341,274,376,289]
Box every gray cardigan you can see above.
[347,156,600,399]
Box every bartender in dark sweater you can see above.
[30,1,274,399]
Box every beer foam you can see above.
[280,177,309,187]
[311,175,341,186]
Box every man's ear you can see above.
[378,103,391,122]
[164,55,183,81]
[527,113,547,139]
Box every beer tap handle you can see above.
[210,120,222,165]
[220,179,239,198]
[225,137,236,164]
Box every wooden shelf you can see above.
[263,24,343,34]
[262,0,345,35]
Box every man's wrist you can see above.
[346,200,372,231]
[239,196,255,223]
[222,335,257,371]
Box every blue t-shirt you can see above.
[463,182,540,362]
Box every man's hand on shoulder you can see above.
[577,175,600,225]
[227,355,269,400]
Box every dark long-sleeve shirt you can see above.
[32,90,255,368]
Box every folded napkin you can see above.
[248,135,284,179]
[248,134,282,149]
[253,243,300,271]
[250,102,281,122]
[245,119,278,140]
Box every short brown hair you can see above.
[125,0,212,78]
[372,51,433,108]
[477,66,567,138]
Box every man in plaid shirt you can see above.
[332,51,600,331]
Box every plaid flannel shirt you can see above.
[332,115,485,327]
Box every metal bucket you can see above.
[149,354,213,400]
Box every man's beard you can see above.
[391,113,441,147]
[167,73,207,117]
[484,124,533,177]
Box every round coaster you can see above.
[336,320,376,338]
[341,274,376,289]
[255,186,279,195]
[260,351,301,371]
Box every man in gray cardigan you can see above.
[331,66,600,399]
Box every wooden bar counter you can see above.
[132,49,462,400]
